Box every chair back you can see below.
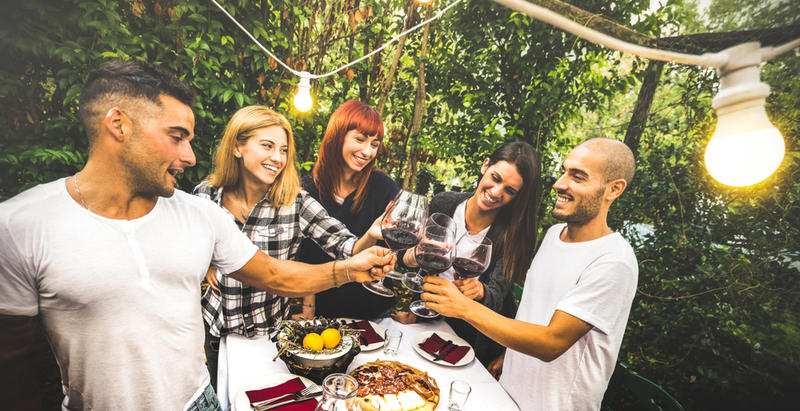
[601,363,685,411]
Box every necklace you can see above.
[73,173,92,212]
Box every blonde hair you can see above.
[207,106,300,207]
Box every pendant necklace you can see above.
[73,173,93,213]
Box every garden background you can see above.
[1,0,798,409]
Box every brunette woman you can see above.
[297,100,399,319]
[193,106,379,384]
[399,141,541,365]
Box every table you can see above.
[218,317,520,411]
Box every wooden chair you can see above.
[601,362,686,411]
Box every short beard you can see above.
[120,135,175,198]
[552,187,604,225]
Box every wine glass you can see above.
[452,235,492,280]
[403,213,456,318]
[363,190,427,297]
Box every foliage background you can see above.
[1,0,797,410]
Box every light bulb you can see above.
[704,42,785,187]
[293,72,312,112]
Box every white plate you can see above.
[412,330,475,367]
[340,318,386,351]
[233,373,316,411]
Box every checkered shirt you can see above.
[193,181,356,338]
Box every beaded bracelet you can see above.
[332,260,339,288]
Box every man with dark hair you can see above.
[0,60,393,411]
[423,138,638,411]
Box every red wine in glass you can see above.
[452,235,492,280]
[452,257,488,279]
[404,221,456,319]
[382,223,421,250]
[364,190,427,297]
[416,247,453,276]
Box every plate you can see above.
[233,373,315,411]
[412,330,475,367]
[340,318,386,351]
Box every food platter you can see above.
[350,360,439,411]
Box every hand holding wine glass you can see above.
[363,190,427,297]
[403,213,456,318]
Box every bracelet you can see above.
[345,258,352,282]
[332,260,339,288]
[303,304,315,308]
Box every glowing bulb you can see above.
[704,42,785,187]
[293,72,312,112]
[705,126,784,187]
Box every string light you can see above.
[293,72,313,112]
[209,0,463,111]
[492,0,799,187]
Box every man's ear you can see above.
[103,107,131,142]
[605,179,627,202]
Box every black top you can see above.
[298,171,400,319]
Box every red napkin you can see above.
[352,320,384,345]
[245,377,318,410]
[418,333,470,364]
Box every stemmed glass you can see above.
[363,190,428,297]
[402,213,456,318]
[452,235,493,280]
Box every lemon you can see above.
[321,328,342,349]
[302,333,324,351]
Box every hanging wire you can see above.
[208,0,464,80]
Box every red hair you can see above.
[312,100,385,213]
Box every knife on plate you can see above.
[433,341,453,361]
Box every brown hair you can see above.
[482,141,542,285]
[312,100,385,213]
[207,106,299,207]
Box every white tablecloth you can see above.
[218,317,519,411]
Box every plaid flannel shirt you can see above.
[193,181,356,338]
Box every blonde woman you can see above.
[193,106,379,384]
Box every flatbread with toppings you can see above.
[350,360,438,411]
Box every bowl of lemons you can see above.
[275,318,361,380]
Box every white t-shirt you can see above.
[499,223,638,411]
[439,200,490,281]
[0,178,258,410]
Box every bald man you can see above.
[422,138,638,411]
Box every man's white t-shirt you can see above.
[0,178,258,410]
[499,223,638,411]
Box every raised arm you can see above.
[421,276,591,362]
[230,246,395,297]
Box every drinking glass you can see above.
[382,329,403,356]
[402,213,456,318]
[314,373,358,411]
[364,190,428,297]
[447,380,471,411]
[452,235,492,280]
[314,373,382,411]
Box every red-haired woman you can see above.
[297,100,399,319]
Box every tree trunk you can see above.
[402,5,432,190]
[377,3,416,117]
[624,60,664,154]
